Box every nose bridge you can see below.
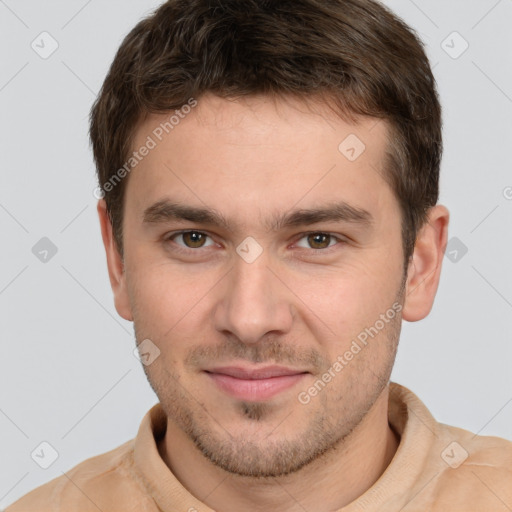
[214,248,293,343]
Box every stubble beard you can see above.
[135,279,405,478]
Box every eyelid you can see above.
[165,230,217,249]
[292,231,347,251]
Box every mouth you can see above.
[204,365,309,402]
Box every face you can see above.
[116,94,408,477]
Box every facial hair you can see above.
[135,276,406,478]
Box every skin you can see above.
[98,93,449,511]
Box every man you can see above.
[6,0,512,510]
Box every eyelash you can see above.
[164,230,347,255]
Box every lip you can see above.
[205,365,309,402]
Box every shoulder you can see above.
[429,423,512,509]
[4,439,153,512]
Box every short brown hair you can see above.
[90,0,442,264]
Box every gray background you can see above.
[1,0,511,507]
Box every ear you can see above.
[402,204,450,322]
[97,199,133,321]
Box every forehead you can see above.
[125,94,397,230]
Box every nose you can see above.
[213,250,294,344]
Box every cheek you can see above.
[126,259,218,340]
[290,256,401,350]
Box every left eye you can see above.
[169,231,215,249]
[295,233,341,250]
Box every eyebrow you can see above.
[143,199,373,232]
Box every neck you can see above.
[158,385,399,512]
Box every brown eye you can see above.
[294,232,345,252]
[173,231,212,249]
[306,233,333,249]
[184,232,206,248]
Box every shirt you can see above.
[5,382,512,511]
